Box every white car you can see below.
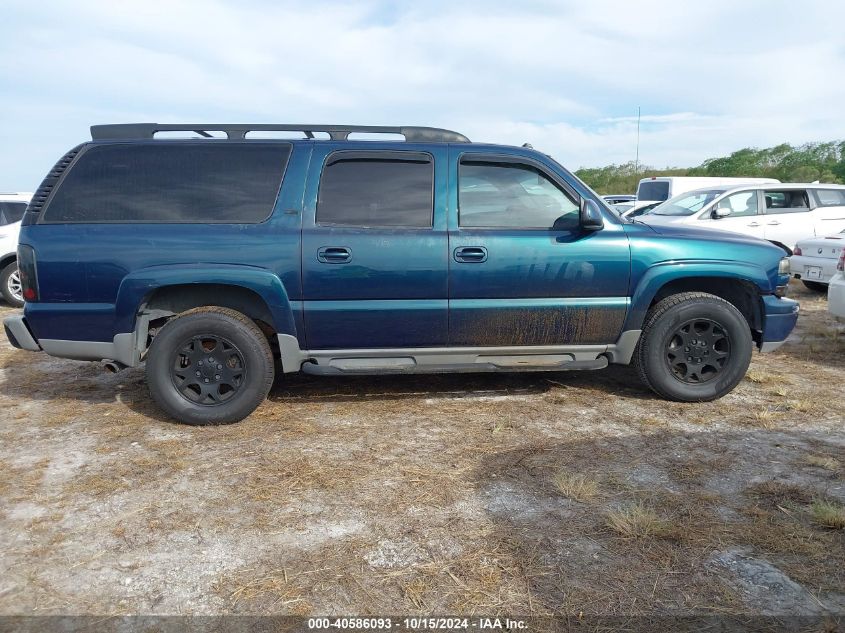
[638,183,845,253]
[617,200,661,219]
[790,229,845,291]
[635,176,779,203]
[0,192,33,307]
[828,251,845,319]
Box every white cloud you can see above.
[1,0,845,189]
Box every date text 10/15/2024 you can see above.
[307,617,528,630]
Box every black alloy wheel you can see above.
[171,335,247,405]
[665,318,731,384]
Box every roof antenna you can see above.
[522,142,534,149]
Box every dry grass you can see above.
[551,470,599,502]
[221,568,312,612]
[605,502,672,539]
[747,480,814,506]
[802,454,841,472]
[750,407,777,428]
[811,500,845,529]
[744,370,777,385]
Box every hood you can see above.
[635,213,693,227]
[636,219,775,249]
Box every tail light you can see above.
[837,250,845,272]
[793,246,802,256]
[17,245,39,302]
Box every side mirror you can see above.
[711,207,732,219]
[581,199,605,231]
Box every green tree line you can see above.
[575,141,845,195]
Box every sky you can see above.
[2,0,845,191]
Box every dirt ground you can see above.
[0,280,843,624]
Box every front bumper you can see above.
[4,314,41,351]
[759,295,799,352]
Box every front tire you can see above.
[0,262,24,308]
[801,280,827,292]
[634,292,752,402]
[146,307,275,425]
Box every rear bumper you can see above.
[828,272,845,318]
[790,254,838,284]
[3,314,41,351]
[759,295,799,352]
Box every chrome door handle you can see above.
[747,222,760,227]
[767,221,780,225]
[317,246,351,263]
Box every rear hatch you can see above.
[636,180,670,202]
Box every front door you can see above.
[703,189,765,239]
[447,151,630,347]
[301,146,448,349]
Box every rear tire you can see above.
[146,307,275,425]
[801,280,827,292]
[0,262,24,308]
[634,292,752,402]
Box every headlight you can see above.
[778,258,790,275]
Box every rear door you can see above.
[301,145,448,349]
[447,150,630,347]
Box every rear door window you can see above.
[762,190,809,214]
[316,152,433,228]
[42,143,291,223]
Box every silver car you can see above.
[790,229,845,291]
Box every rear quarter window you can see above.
[41,143,291,223]
[813,189,845,207]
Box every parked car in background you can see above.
[0,192,32,307]
[637,183,845,253]
[790,229,845,291]
[636,176,780,203]
[4,122,798,425]
[603,194,636,205]
[828,251,845,318]
[616,200,661,219]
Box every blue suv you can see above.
[3,123,799,425]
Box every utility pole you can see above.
[635,106,641,174]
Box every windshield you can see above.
[648,189,727,216]
[636,181,671,202]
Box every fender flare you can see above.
[624,260,771,332]
[114,264,298,337]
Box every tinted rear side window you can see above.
[637,181,671,201]
[0,202,27,225]
[317,154,433,228]
[813,189,845,207]
[42,143,290,223]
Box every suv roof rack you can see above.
[90,123,470,143]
